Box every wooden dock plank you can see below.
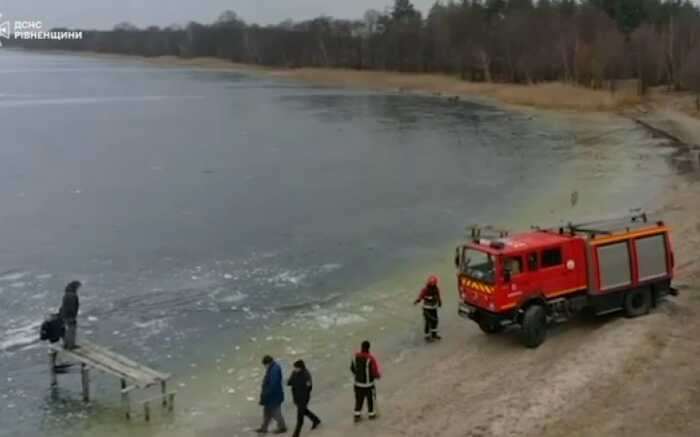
[73,345,151,384]
[77,343,156,384]
[50,345,149,386]
[49,342,168,388]
[81,341,170,381]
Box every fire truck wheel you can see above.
[478,320,504,334]
[522,305,547,348]
[624,287,652,318]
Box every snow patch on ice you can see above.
[314,312,367,330]
[0,322,40,352]
[133,318,169,339]
[214,289,248,304]
[319,263,342,272]
[0,271,28,282]
[269,271,307,287]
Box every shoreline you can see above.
[16,50,651,114]
[16,49,700,120]
[23,49,700,121]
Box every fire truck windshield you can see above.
[462,248,496,284]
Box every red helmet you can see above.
[427,275,439,286]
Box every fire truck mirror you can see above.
[454,247,461,269]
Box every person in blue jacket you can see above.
[256,355,288,434]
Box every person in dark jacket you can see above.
[287,359,321,437]
[257,355,287,434]
[414,275,442,341]
[350,340,381,422]
[59,281,81,350]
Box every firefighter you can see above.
[350,340,381,422]
[59,281,82,350]
[414,275,442,341]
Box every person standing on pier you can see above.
[257,355,288,434]
[287,359,321,437]
[59,280,82,350]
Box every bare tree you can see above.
[681,46,700,111]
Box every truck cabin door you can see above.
[519,248,561,298]
[503,254,527,302]
[537,246,581,298]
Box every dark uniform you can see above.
[287,360,320,437]
[415,284,442,340]
[350,347,381,421]
[59,281,81,350]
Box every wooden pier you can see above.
[49,340,175,421]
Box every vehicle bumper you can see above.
[458,302,478,320]
[458,302,515,326]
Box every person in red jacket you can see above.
[350,340,381,422]
[414,275,442,341]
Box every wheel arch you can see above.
[517,296,547,324]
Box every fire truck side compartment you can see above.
[586,230,671,314]
[635,234,669,282]
[597,242,633,291]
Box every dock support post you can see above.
[81,364,90,402]
[144,401,151,422]
[121,379,130,420]
[161,381,167,407]
[49,350,58,387]
[168,393,175,413]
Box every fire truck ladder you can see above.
[532,211,657,238]
[566,211,654,237]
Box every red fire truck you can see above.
[455,213,677,348]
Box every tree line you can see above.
[12,0,700,95]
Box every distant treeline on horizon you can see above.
[11,0,700,94]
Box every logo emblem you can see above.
[0,14,11,46]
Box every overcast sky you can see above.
[2,1,439,30]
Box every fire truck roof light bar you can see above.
[470,226,509,243]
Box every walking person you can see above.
[287,359,321,437]
[350,340,381,422]
[59,281,82,350]
[257,355,287,434]
[414,275,442,341]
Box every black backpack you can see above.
[40,313,65,343]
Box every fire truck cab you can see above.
[455,213,676,348]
